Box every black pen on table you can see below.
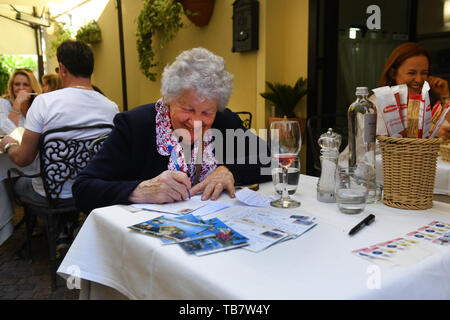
[348,214,375,236]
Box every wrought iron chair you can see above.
[307,114,348,177]
[7,123,114,290]
[88,135,109,159]
[235,111,253,129]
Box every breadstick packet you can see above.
[407,94,422,138]
[421,81,432,138]
[430,101,450,138]
[391,84,408,129]
[373,86,404,137]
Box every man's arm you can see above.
[2,129,40,166]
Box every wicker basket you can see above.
[441,142,450,163]
[377,135,441,210]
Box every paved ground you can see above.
[0,206,80,300]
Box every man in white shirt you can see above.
[0,40,119,248]
[1,39,119,194]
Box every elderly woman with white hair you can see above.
[73,47,271,214]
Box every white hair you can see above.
[161,47,234,111]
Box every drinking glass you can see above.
[335,166,368,214]
[269,120,302,208]
[272,157,300,195]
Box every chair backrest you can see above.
[88,135,109,159]
[307,114,348,176]
[38,124,114,205]
[235,111,252,129]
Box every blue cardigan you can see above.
[72,103,271,213]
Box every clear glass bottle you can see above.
[317,128,341,203]
[347,87,377,203]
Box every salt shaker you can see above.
[317,128,342,202]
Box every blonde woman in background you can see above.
[41,73,62,93]
[0,69,42,135]
[0,69,41,246]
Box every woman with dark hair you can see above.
[375,42,449,139]
[339,42,450,167]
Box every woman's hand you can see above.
[12,91,32,117]
[190,165,235,201]
[14,90,31,105]
[428,76,449,100]
[128,170,191,204]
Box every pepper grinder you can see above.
[317,128,342,202]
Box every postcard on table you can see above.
[131,196,206,215]
[159,214,215,244]
[352,220,450,267]
[178,217,249,256]
[235,188,276,207]
[211,206,317,252]
[128,215,213,243]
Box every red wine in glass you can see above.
[275,153,297,168]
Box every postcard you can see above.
[208,206,317,252]
[131,196,206,215]
[178,217,249,256]
[128,215,212,243]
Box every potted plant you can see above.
[260,76,308,138]
[136,0,185,81]
[76,20,102,44]
[179,0,215,27]
[47,22,73,58]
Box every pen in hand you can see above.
[168,145,191,200]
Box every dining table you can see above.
[57,174,450,300]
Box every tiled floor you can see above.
[0,207,80,300]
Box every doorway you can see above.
[307,0,418,175]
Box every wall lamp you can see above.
[444,0,450,25]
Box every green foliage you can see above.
[0,55,38,95]
[48,22,74,58]
[0,55,37,74]
[76,20,102,44]
[0,62,9,96]
[136,0,185,81]
[260,77,309,118]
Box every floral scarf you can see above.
[155,99,217,184]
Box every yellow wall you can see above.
[92,0,309,171]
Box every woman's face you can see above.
[394,55,429,95]
[13,74,32,97]
[168,89,218,144]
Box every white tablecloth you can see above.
[376,154,450,196]
[0,153,38,246]
[57,175,450,300]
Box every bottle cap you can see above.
[355,87,369,96]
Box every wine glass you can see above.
[270,120,302,208]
